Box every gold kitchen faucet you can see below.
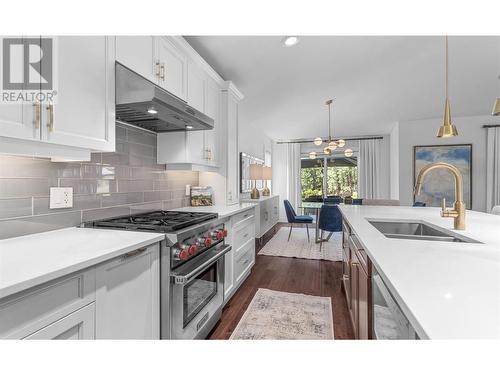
[414,162,466,230]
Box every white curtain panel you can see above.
[286,143,302,210]
[486,127,500,213]
[272,142,301,221]
[358,139,382,199]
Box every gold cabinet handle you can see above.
[121,247,147,260]
[46,102,54,132]
[155,61,161,79]
[160,63,165,81]
[33,101,41,129]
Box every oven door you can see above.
[170,244,231,339]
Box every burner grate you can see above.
[89,210,218,233]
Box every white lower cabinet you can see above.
[241,195,280,240]
[0,269,95,339]
[24,303,95,340]
[224,208,256,304]
[95,243,160,339]
[0,242,161,340]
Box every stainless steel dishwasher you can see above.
[372,268,419,339]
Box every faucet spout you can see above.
[414,162,465,230]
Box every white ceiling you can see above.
[184,36,500,140]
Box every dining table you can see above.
[298,202,324,243]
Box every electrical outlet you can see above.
[185,185,191,196]
[49,187,73,209]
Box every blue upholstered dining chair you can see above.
[318,204,343,251]
[324,196,342,204]
[352,198,363,205]
[283,200,314,241]
[413,201,426,207]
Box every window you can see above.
[300,155,358,201]
[300,157,324,201]
[326,157,358,198]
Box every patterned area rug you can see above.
[258,227,343,261]
[230,288,334,340]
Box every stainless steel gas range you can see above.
[87,210,230,339]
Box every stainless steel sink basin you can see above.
[367,220,480,243]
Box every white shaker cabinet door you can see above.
[226,95,239,205]
[23,303,95,340]
[116,36,157,83]
[156,37,187,100]
[0,36,39,141]
[186,61,205,164]
[42,36,115,152]
[95,243,160,339]
[204,77,220,167]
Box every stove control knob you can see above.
[204,237,212,247]
[216,230,224,241]
[188,244,198,256]
[176,244,190,261]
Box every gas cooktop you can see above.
[88,210,218,233]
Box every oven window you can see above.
[183,263,218,327]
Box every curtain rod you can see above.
[483,124,500,128]
[276,136,384,144]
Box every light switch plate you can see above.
[49,187,73,209]
[185,184,191,196]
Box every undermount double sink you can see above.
[368,219,480,243]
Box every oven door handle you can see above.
[171,245,232,285]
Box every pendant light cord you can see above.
[328,102,331,141]
[445,35,448,100]
[326,100,332,141]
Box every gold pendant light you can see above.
[493,99,500,116]
[493,76,500,116]
[437,36,458,138]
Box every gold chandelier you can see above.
[309,99,348,159]
[437,36,458,138]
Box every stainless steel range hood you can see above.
[115,63,214,132]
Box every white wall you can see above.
[397,115,494,212]
[389,123,400,199]
[238,120,272,160]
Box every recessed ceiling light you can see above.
[147,107,158,114]
[282,36,299,47]
[186,125,193,129]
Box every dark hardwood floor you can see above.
[208,224,355,339]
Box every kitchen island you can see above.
[339,205,500,339]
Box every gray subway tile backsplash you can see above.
[0,197,33,219]
[0,123,199,239]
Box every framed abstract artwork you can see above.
[413,144,472,209]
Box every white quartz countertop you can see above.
[0,227,164,299]
[339,205,500,339]
[241,195,279,202]
[173,203,257,219]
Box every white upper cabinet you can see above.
[0,36,115,158]
[116,36,156,83]
[225,90,239,205]
[0,36,40,141]
[43,36,115,152]
[185,61,206,165]
[156,37,187,101]
[204,76,220,167]
[187,61,205,112]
